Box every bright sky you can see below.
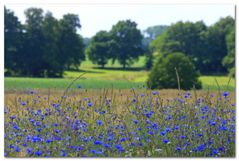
[5,4,235,38]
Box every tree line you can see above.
[150,17,235,76]
[5,7,84,77]
[4,7,235,78]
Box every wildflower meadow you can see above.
[4,88,235,157]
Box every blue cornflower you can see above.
[211,121,216,126]
[176,146,181,151]
[180,135,186,139]
[76,146,84,151]
[53,123,59,127]
[152,91,159,95]
[107,135,113,141]
[88,102,93,107]
[103,143,111,149]
[31,136,42,143]
[208,140,213,145]
[145,111,154,118]
[96,120,103,126]
[54,129,60,133]
[35,150,42,156]
[90,149,97,154]
[218,147,225,151]
[14,146,21,152]
[94,140,103,145]
[61,150,67,157]
[120,138,127,142]
[10,115,16,120]
[115,144,123,149]
[46,138,53,143]
[132,97,137,103]
[211,149,219,156]
[174,125,180,130]
[90,149,103,155]
[133,120,138,124]
[115,144,124,152]
[166,115,172,120]
[148,131,154,135]
[99,111,106,115]
[165,127,171,133]
[21,102,27,106]
[160,131,166,136]
[163,139,169,144]
[55,136,62,141]
[22,143,28,147]
[105,100,110,106]
[26,147,33,155]
[8,144,14,149]
[35,121,41,126]
[198,133,203,137]
[219,125,227,131]
[130,142,136,146]
[77,85,82,89]
[222,92,229,97]
[197,144,206,151]
[138,142,143,146]
[13,124,20,130]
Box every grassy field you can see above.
[4,74,235,91]
[4,55,235,91]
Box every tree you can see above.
[147,53,201,90]
[222,27,235,77]
[110,20,144,68]
[22,8,46,77]
[203,16,235,74]
[58,14,85,70]
[86,31,113,68]
[150,21,207,72]
[41,11,63,77]
[4,7,24,76]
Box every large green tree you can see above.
[41,12,63,77]
[110,20,144,69]
[150,21,207,73]
[58,14,85,70]
[222,25,235,77]
[4,7,24,76]
[202,16,235,74]
[22,8,46,77]
[86,31,113,68]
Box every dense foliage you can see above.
[150,17,235,75]
[4,6,235,77]
[110,20,144,68]
[86,31,113,68]
[147,53,201,90]
[4,7,84,77]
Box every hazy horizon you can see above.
[5,4,235,38]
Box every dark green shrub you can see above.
[147,52,202,90]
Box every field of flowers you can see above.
[4,88,235,157]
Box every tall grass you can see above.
[4,88,235,157]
